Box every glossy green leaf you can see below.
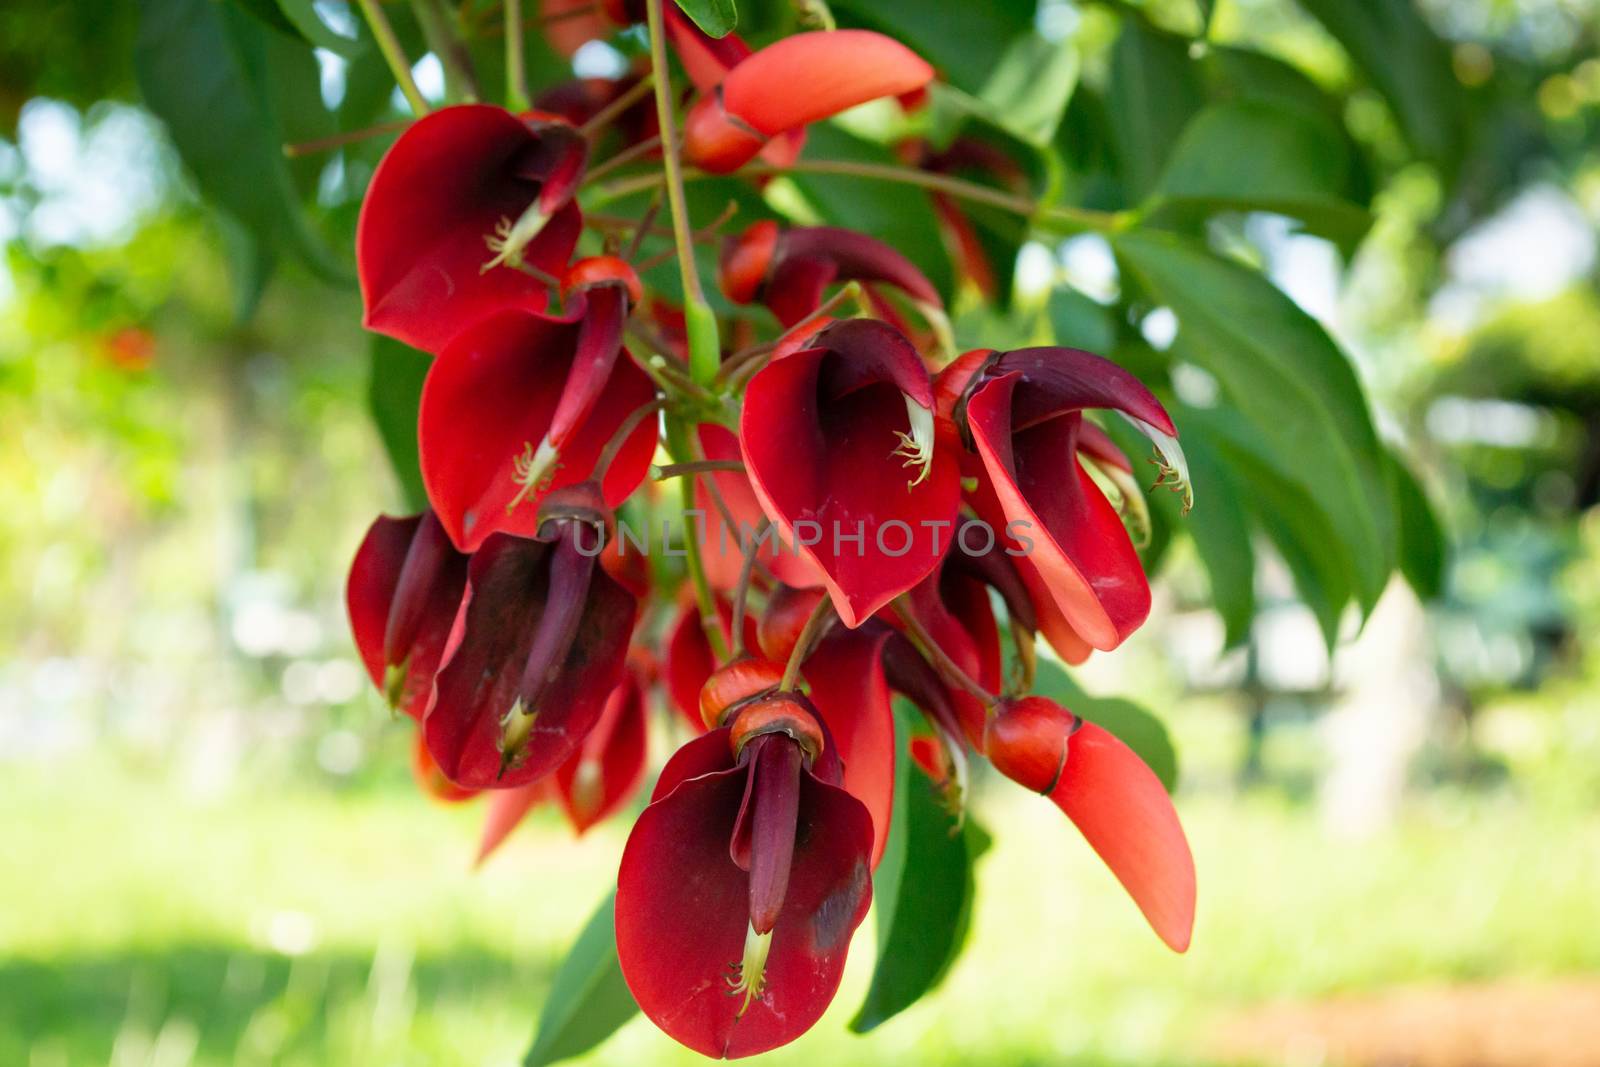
[524,892,638,1067]
[276,0,368,58]
[1107,18,1203,199]
[1115,231,1393,612]
[1048,287,1116,354]
[830,0,1035,96]
[231,0,305,39]
[1294,0,1465,176]
[673,0,737,38]
[1032,659,1179,793]
[977,32,1079,148]
[1153,100,1371,246]
[851,704,982,1032]
[368,336,431,511]
[1389,448,1447,601]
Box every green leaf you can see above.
[977,32,1079,148]
[1107,18,1203,199]
[1388,448,1447,601]
[276,0,368,59]
[1153,100,1371,247]
[1032,660,1179,792]
[851,704,982,1032]
[136,0,351,290]
[524,892,638,1067]
[1114,231,1394,612]
[1294,0,1465,176]
[230,0,305,40]
[368,336,431,511]
[1048,287,1116,354]
[830,0,1035,96]
[1195,0,1215,32]
[672,0,736,38]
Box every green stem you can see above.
[410,0,480,102]
[894,595,998,707]
[354,0,429,116]
[779,595,834,691]
[665,417,729,662]
[504,0,530,111]
[644,0,720,388]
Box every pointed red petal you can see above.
[552,672,648,832]
[475,780,548,865]
[993,347,1177,437]
[720,31,933,138]
[347,514,420,694]
[802,628,896,868]
[665,5,750,92]
[778,227,942,311]
[1051,721,1196,953]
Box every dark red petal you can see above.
[761,254,839,328]
[966,373,1149,650]
[650,725,739,802]
[777,227,942,309]
[616,748,873,1058]
[992,346,1177,437]
[739,323,959,627]
[552,671,648,832]
[1051,721,1196,953]
[425,532,636,789]
[419,306,656,552]
[348,514,420,694]
[720,31,934,139]
[357,105,582,352]
[802,628,896,868]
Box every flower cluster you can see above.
[346,15,1194,1059]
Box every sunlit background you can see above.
[4,0,1600,1065]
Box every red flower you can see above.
[937,347,1188,655]
[718,221,944,328]
[985,696,1195,952]
[682,30,934,173]
[615,695,873,1057]
[424,499,637,790]
[693,423,820,591]
[412,726,479,803]
[346,509,469,719]
[476,668,649,863]
[357,105,587,353]
[740,319,961,627]
[419,296,657,553]
[662,592,759,731]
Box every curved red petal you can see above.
[553,672,648,832]
[665,5,750,92]
[1051,721,1196,953]
[357,105,582,353]
[801,628,896,868]
[720,31,933,138]
[475,780,549,865]
[412,727,480,803]
[778,227,942,310]
[696,423,820,590]
[993,346,1177,437]
[762,255,838,329]
[347,514,420,694]
[663,594,758,731]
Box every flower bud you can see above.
[699,657,784,730]
[983,695,1079,794]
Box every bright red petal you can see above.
[696,423,820,590]
[802,628,896,868]
[553,672,648,832]
[721,31,934,138]
[475,780,549,865]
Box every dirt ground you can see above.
[1206,979,1600,1067]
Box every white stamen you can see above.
[507,437,560,514]
[726,923,773,1016]
[481,204,550,274]
[1082,455,1152,547]
[1125,416,1193,514]
[890,394,936,490]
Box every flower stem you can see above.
[579,74,656,138]
[894,595,998,708]
[729,518,769,659]
[665,417,729,662]
[504,0,530,111]
[354,0,429,116]
[283,118,413,158]
[584,135,664,186]
[644,0,720,388]
[653,459,747,479]
[410,0,480,102]
[779,596,834,691]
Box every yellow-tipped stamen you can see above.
[481,203,551,274]
[383,659,409,712]
[726,923,773,1016]
[1126,417,1193,514]
[497,698,538,777]
[507,438,560,514]
[1082,454,1152,548]
[913,300,956,361]
[889,394,936,490]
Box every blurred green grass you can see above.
[5,757,1599,1067]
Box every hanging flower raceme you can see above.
[937,346,1189,657]
[984,696,1196,952]
[718,221,945,330]
[682,30,935,173]
[418,272,657,552]
[616,692,874,1058]
[347,508,469,720]
[423,484,638,790]
[476,665,650,863]
[740,319,961,627]
[357,105,588,353]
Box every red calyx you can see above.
[564,255,643,305]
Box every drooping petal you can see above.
[740,320,960,627]
[425,530,636,789]
[992,347,1176,436]
[475,780,549,865]
[357,105,584,353]
[348,515,418,694]
[552,671,649,832]
[966,372,1149,650]
[801,627,896,868]
[721,31,932,139]
[412,727,480,803]
[616,730,874,1058]
[418,304,657,552]
[695,423,820,591]
[763,227,942,327]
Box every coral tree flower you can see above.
[682,30,935,173]
[662,592,759,730]
[616,693,873,1058]
[693,423,819,591]
[424,491,637,790]
[937,347,1188,656]
[347,509,469,720]
[476,667,649,863]
[984,696,1196,952]
[357,105,587,353]
[718,221,945,329]
[740,319,960,627]
[418,292,657,553]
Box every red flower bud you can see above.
[563,254,643,305]
[700,657,784,731]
